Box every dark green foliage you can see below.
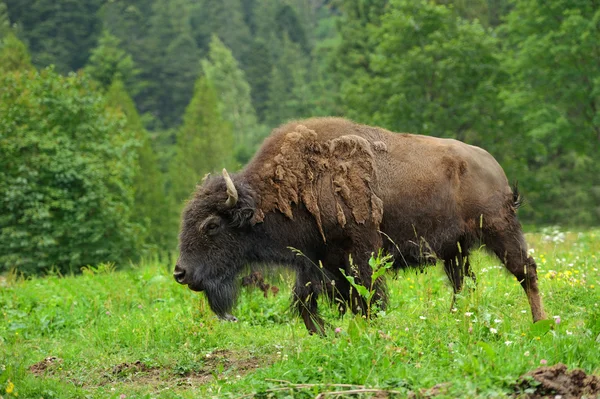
[275,4,309,53]
[331,0,388,115]
[0,69,142,274]
[105,79,178,252]
[169,76,235,206]
[84,30,139,94]
[347,0,503,142]
[0,2,31,73]
[202,35,262,163]
[242,38,272,122]
[192,0,252,62]
[499,0,600,225]
[0,32,32,73]
[4,0,103,73]
[0,1,9,37]
[141,0,201,128]
[265,34,312,127]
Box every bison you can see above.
[174,117,546,334]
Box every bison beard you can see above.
[174,117,547,334]
[204,279,238,322]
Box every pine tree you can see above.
[84,30,138,94]
[4,0,103,73]
[0,31,31,73]
[0,1,31,73]
[162,32,200,127]
[275,3,310,53]
[0,1,10,38]
[331,0,388,124]
[265,34,311,127]
[192,0,251,61]
[105,79,177,252]
[170,76,236,206]
[140,0,200,128]
[202,35,261,163]
[242,38,272,122]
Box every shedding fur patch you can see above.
[254,125,384,241]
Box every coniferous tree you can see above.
[192,0,251,61]
[275,3,310,53]
[246,0,282,57]
[265,34,311,127]
[134,0,201,129]
[170,76,236,206]
[0,31,31,73]
[0,2,31,73]
[163,33,200,126]
[242,38,272,123]
[201,35,261,163]
[84,30,139,94]
[105,79,177,252]
[4,0,103,73]
[331,0,388,119]
[0,1,10,37]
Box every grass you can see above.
[1,228,599,398]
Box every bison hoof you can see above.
[219,314,238,322]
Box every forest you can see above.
[1,0,599,275]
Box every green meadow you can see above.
[1,228,599,398]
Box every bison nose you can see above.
[173,265,186,284]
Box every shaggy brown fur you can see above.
[249,124,384,240]
[174,117,546,334]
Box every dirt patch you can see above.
[29,356,63,375]
[180,348,266,385]
[515,363,600,399]
[103,349,268,388]
[112,360,153,376]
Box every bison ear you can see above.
[230,207,255,228]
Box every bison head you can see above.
[174,169,256,321]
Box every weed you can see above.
[340,250,393,318]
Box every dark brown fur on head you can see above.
[175,173,256,318]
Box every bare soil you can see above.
[515,363,600,399]
[28,356,63,375]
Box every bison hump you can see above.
[254,125,384,240]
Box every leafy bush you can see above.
[0,68,142,274]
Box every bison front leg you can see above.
[293,271,326,335]
[345,230,387,319]
[443,242,475,310]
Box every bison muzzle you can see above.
[174,117,546,334]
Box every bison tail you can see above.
[512,181,524,210]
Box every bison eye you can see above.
[205,222,220,234]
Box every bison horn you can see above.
[222,168,238,207]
